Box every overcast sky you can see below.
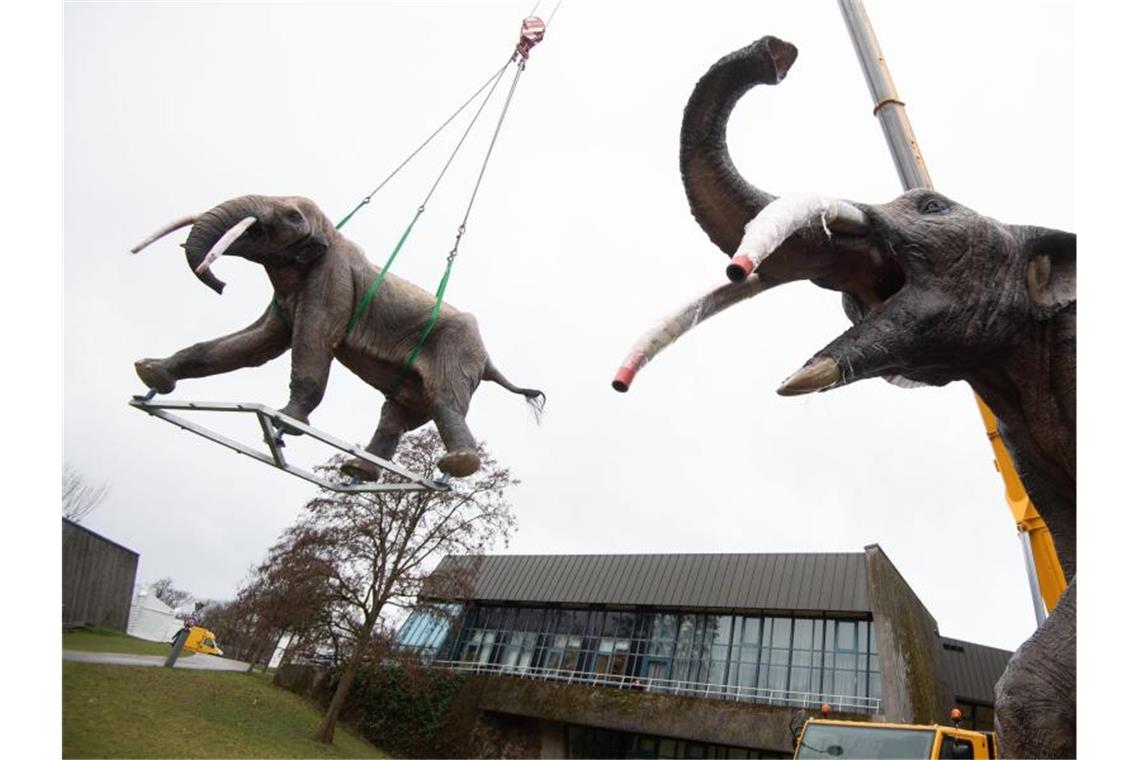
[59,1,1078,653]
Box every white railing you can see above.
[430,659,881,713]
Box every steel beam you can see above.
[129,397,448,494]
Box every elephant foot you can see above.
[274,408,310,436]
[340,457,381,483]
[135,359,176,394]
[438,449,481,478]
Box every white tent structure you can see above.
[267,633,294,670]
[125,585,183,642]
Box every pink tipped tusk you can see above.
[726,194,868,281]
[130,214,197,254]
[612,275,770,393]
[612,354,648,393]
[726,254,755,282]
[194,216,257,275]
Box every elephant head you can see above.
[679,37,1075,394]
[617,36,1075,574]
[132,194,333,294]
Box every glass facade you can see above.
[397,603,461,654]
[397,604,881,712]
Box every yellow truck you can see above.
[181,626,224,656]
[793,713,996,759]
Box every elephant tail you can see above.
[483,361,546,424]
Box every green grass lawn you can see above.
[62,627,194,657]
[63,662,385,758]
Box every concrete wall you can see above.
[458,674,872,756]
[863,544,952,724]
[274,663,872,757]
[62,519,139,631]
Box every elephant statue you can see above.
[671,38,1074,757]
[131,194,545,480]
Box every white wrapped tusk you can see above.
[726,194,869,281]
[613,274,771,392]
[129,214,198,254]
[194,216,257,275]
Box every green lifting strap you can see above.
[402,257,454,372]
[268,58,514,339]
[342,208,424,337]
[267,208,420,335]
[391,58,527,389]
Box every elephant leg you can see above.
[276,316,339,434]
[340,401,429,482]
[432,403,481,478]
[135,306,290,393]
[994,578,1076,758]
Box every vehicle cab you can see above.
[793,711,997,759]
[183,626,224,656]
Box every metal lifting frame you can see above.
[128,397,449,494]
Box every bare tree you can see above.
[62,465,109,523]
[246,545,334,672]
[273,429,517,744]
[150,577,194,610]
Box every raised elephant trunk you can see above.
[679,36,798,257]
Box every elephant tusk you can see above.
[612,274,771,392]
[725,194,869,282]
[777,357,841,396]
[130,214,198,254]
[194,216,257,275]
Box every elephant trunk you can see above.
[183,195,267,294]
[679,36,799,257]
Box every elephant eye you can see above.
[919,196,949,215]
[286,210,304,224]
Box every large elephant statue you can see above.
[131,194,545,480]
[674,38,1075,757]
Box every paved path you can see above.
[63,650,251,671]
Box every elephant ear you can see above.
[293,228,330,264]
[1017,226,1076,320]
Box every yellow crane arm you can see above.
[974,396,1067,613]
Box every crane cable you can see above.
[340,52,518,337]
[399,53,532,376]
[338,10,553,349]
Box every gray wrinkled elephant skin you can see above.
[678,38,1075,757]
[133,195,544,479]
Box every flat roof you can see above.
[432,552,872,614]
[62,517,139,557]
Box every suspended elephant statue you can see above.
[617,38,1075,758]
[131,194,545,479]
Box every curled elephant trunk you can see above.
[182,195,267,294]
[679,36,798,257]
[724,194,868,281]
[679,36,872,278]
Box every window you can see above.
[441,603,882,711]
[595,638,614,675]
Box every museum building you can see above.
[395,544,1012,758]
